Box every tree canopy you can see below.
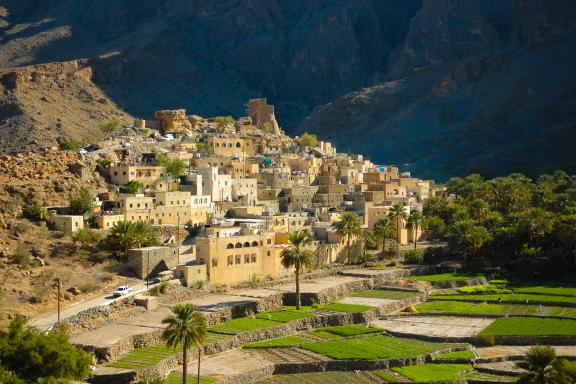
[0,316,92,383]
[425,171,576,279]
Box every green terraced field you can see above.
[208,317,281,335]
[478,317,576,336]
[309,324,383,339]
[407,273,484,282]
[351,289,422,300]
[243,335,312,348]
[164,371,214,384]
[108,344,181,369]
[392,363,473,382]
[317,303,373,313]
[430,293,576,305]
[255,306,314,322]
[302,335,450,360]
[416,301,576,317]
[435,350,476,360]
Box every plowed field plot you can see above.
[255,347,332,364]
[257,370,389,383]
[370,316,494,338]
[476,345,576,361]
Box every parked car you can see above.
[113,286,133,297]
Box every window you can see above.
[251,254,256,263]
[235,242,242,248]
[267,239,272,245]
[227,256,233,265]
[114,171,118,176]
[235,255,241,264]
[244,255,250,263]
[129,204,133,208]
[243,242,250,247]
[212,258,218,267]
[267,251,271,256]
[227,243,234,249]
[251,241,258,247]
[137,203,141,208]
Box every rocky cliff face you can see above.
[1,0,575,178]
[300,0,576,179]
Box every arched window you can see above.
[235,242,242,248]
[227,243,234,249]
[251,241,258,247]
[227,256,233,265]
[235,254,241,264]
[251,253,257,263]
[236,142,241,148]
[243,242,251,247]
[244,254,250,263]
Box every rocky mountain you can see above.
[1,0,575,178]
[300,0,576,179]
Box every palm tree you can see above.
[406,211,424,250]
[132,220,159,248]
[336,212,362,264]
[515,345,575,384]
[448,220,489,259]
[388,204,407,259]
[373,217,396,259]
[162,304,207,384]
[281,232,314,310]
[109,221,137,254]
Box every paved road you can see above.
[30,281,156,332]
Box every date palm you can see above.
[109,221,137,254]
[132,220,159,248]
[406,211,424,250]
[336,212,362,264]
[516,345,575,384]
[162,304,207,384]
[388,204,407,259]
[374,217,396,258]
[281,232,314,309]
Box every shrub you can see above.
[69,189,94,216]
[71,228,98,248]
[23,202,47,221]
[99,119,121,134]
[192,280,205,289]
[404,249,425,264]
[261,122,273,133]
[298,132,317,147]
[120,180,143,194]
[214,115,234,127]
[79,281,100,293]
[90,250,113,263]
[423,245,448,264]
[11,246,31,267]
[59,138,78,151]
[159,282,169,294]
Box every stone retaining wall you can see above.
[411,312,576,321]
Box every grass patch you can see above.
[302,335,450,360]
[317,303,373,313]
[351,289,421,300]
[416,301,576,317]
[255,306,314,322]
[374,370,400,382]
[457,285,512,294]
[407,273,484,282]
[208,317,281,335]
[478,317,576,336]
[108,344,180,369]
[310,325,383,339]
[430,293,576,305]
[506,284,576,297]
[392,363,473,382]
[464,371,515,382]
[243,335,312,348]
[164,371,213,384]
[435,350,476,360]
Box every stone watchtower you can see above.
[247,98,281,135]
